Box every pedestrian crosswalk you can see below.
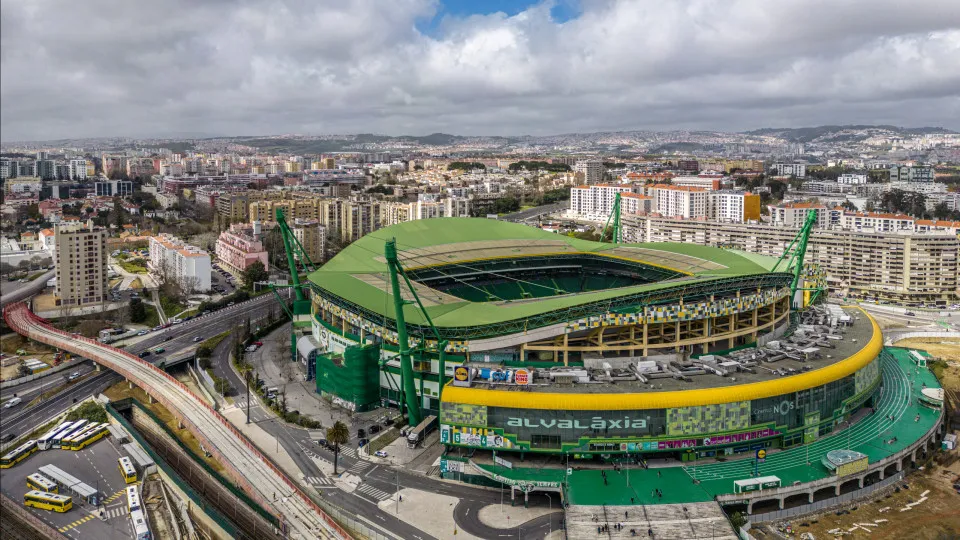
[232,399,260,410]
[339,446,358,459]
[304,476,334,487]
[102,507,128,519]
[347,460,371,475]
[355,483,391,502]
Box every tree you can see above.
[933,202,951,220]
[840,200,858,211]
[25,203,41,221]
[129,298,147,323]
[326,421,350,475]
[113,196,125,229]
[241,260,268,290]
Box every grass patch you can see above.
[130,277,144,289]
[118,259,148,274]
[158,293,186,318]
[103,381,226,475]
[367,427,400,453]
[198,330,231,354]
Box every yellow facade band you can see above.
[441,309,882,411]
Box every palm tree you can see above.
[327,421,350,475]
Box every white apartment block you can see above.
[670,176,721,191]
[68,159,88,180]
[569,184,633,220]
[926,191,960,212]
[620,193,652,215]
[574,160,603,185]
[837,174,868,185]
[623,214,959,304]
[53,220,107,307]
[773,163,807,178]
[840,212,915,232]
[149,233,212,292]
[707,190,759,223]
[650,185,709,219]
[767,202,828,228]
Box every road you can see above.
[0,271,54,309]
[501,202,567,223]
[5,302,347,539]
[211,325,563,539]
[0,361,97,400]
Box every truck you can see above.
[405,415,437,449]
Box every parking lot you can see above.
[0,436,134,540]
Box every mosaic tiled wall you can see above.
[316,286,789,352]
[441,403,488,427]
[855,358,880,394]
[564,287,790,333]
[665,401,751,436]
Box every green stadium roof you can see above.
[308,218,787,330]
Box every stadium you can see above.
[307,218,883,459]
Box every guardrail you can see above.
[0,358,85,389]
[886,330,960,346]
[4,302,350,540]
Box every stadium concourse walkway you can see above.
[473,347,942,507]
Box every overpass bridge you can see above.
[3,302,348,540]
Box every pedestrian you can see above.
[657,470,661,478]
[598,526,601,534]
[626,511,629,519]
[630,497,634,504]
[399,494,402,502]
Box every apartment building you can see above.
[341,201,381,243]
[574,160,603,185]
[767,202,829,227]
[840,212,914,232]
[623,214,959,304]
[53,220,107,307]
[620,193,652,215]
[649,185,709,219]
[215,223,270,275]
[837,173,868,185]
[708,190,761,223]
[569,184,633,220]
[773,163,807,177]
[148,233,212,292]
[670,176,722,191]
[292,219,326,263]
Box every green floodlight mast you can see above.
[267,208,319,361]
[384,238,448,428]
[770,209,822,309]
[600,192,623,244]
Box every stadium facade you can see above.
[307,218,882,458]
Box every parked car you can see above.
[357,428,366,439]
[3,397,22,409]
[374,450,388,458]
[245,344,258,352]
[136,330,149,336]
[253,341,263,347]
[357,438,369,447]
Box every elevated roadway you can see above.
[4,302,347,540]
[0,270,54,308]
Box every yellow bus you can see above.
[118,456,137,484]
[24,490,72,512]
[63,423,110,451]
[0,440,37,469]
[26,473,58,493]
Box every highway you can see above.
[4,301,346,540]
[0,271,54,309]
[501,202,567,223]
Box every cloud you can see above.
[2,0,959,141]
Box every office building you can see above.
[95,180,133,197]
[53,220,108,307]
[889,165,935,183]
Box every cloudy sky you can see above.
[2,0,959,141]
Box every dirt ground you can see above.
[751,457,960,539]
[103,380,226,475]
[0,333,59,380]
[895,338,960,362]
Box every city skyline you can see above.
[2,0,959,141]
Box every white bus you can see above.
[52,420,88,449]
[131,509,152,540]
[126,485,141,513]
[37,422,70,451]
[26,473,58,493]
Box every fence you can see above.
[0,358,85,389]
[0,491,71,540]
[748,471,905,523]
